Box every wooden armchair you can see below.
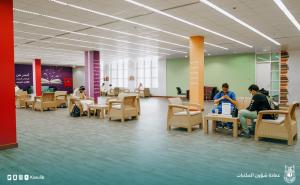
[113,87,120,96]
[55,91,68,108]
[108,95,138,122]
[255,102,299,145]
[15,91,29,108]
[167,98,203,133]
[236,97,251,110]
[144,88,150,97]
[34,92,57,112]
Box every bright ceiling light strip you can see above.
[124,0,252,48]
[14,21,187,54]
[49,0,188,39]
[48,0,228,51]
[15,44,82,53]
[204,42,228,50]
[200,0,280,45]
[15,36,162,56]
[14,30,170,55]
[14,8,187,48]
[273,0,300,31]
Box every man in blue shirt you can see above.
[212,83,237,128]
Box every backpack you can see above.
[70,105,81,117]
[265,96,279,120]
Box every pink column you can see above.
[0,0,18,150]
[33,59,42,96]
[84,51,100,103]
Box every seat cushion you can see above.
[262,116,285,124]
[174,111,201,116]
[112,105,121,110]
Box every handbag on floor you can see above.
[70,105,81,117]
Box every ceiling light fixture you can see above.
[49,0,228,50]
[15,36,163,56]
[124,0,252,48]
[14,30,170,55]
[273,0,300,31]
[14,8,187,48]
[14,21,188,54]
[200,0,280,45]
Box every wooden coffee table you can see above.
[88,104,108,119]
[203,114,240,138]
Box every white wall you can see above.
[288,49,300,103]
[73,66,85,89]
[150,57,166,96]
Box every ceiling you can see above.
[13,0,300,66]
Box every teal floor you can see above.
[0,98,299,185]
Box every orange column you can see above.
[189,36,204,107]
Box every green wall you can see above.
[166,58,189,96]
[166,53,255,97]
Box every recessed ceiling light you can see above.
[14,8,187,48]
[14,21,188,54]
[200,0,280,46]
[207,53,211,56]
[273,0,300,31]
[184,55,188,58]
[49,0,228,51]
[124,0,252,48]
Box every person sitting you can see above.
[239,84,271,138]
[212,83,237,129]
[101,83,108,96]
[73,86,87,99]
[72,86,93,114]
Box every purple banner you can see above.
[15,64,73,93]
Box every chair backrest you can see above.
[123,96,137,108]
[288,102,299,121]
[114,87,120,96]
[16,91,28,99]
[176,87,182,94]
[237,97,251,109]
[42,92,55,102]
[55,91,67,96]
[168,98,183,113]
[117,93,127,100]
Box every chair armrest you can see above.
[256,110,289,123]
[56,94,67,99]
[168,104,189,110]
[183,103,203,111]
[108,100,122,104]
[258,110,289,115]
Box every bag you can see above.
[70,105,81,117]
[264,96,279,120]
[231,107,238,118]
[258,88,269,96]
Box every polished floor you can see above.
[0,98,299,185]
